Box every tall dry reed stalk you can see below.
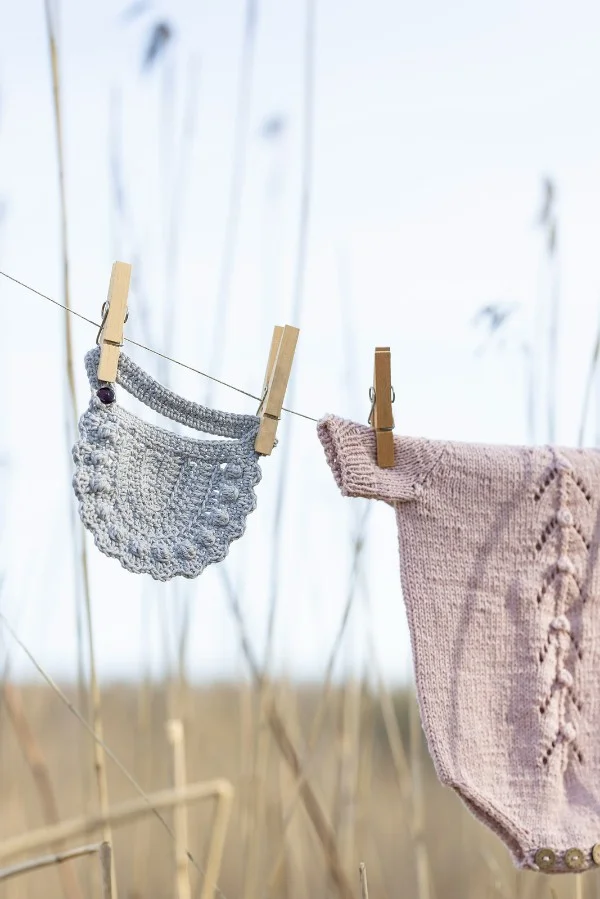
[243,685,273,899]
[265,505,371,891]
[360,598,437,899]
[99,842,113,899]
[530,177,561,446]
[134,19,204,753]
[267,704,355,899]
[359,862,369,899]
[240,3,317,887]
[2,683,83,899]
[204,0,259,408]
[166,719,191,899]
[162,56,200,382]
[130,604,154,899]
[537,179,560,444]
[107,86,155,351]
[199,782,235,899]
[0,842,104,886]
[355,676,374,847]
[43,2,116,895]
[577,313,600,446]
[335,678,361,876]
[219,568,355,899]
[238,678,254,863]
[276,683,309,899]
[262,0,317,672]
[245,0,316,880]
[409,690,432,899]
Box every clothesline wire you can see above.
[0,268,320,423]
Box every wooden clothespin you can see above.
[255,325,300,455]
[97,261,132,383]
[369,346,395,468]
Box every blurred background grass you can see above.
[0,682,579,899]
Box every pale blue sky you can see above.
[1,0,600,683]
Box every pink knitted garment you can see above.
[318,414,600,874]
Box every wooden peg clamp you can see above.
[255,324,300,455]
[370,346,395,468]
[97,261,132,383]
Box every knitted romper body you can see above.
[318,415,600,874]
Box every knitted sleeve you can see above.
[317,414,447,504]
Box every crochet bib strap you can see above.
[85,346,259,441]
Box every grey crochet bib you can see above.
[72,347,262,581]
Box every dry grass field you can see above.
[0,681,596,899]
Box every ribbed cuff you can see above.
[317,415,380,499]
[317,415,446,504]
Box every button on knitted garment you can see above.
[318,414,600,873]
[72,348,262,581]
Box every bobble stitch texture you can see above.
[72,347,263,581]
[551,615,571,633]
[557,556,575,575]
[561,722,577,743]
[556,456,573,471]
[557,509,573,527]
[557,669,574,688]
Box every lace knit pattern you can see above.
[317,414,600,873]
[72,348,262,581]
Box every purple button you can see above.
[97,385,115,404]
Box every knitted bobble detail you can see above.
[550,615,571,633]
